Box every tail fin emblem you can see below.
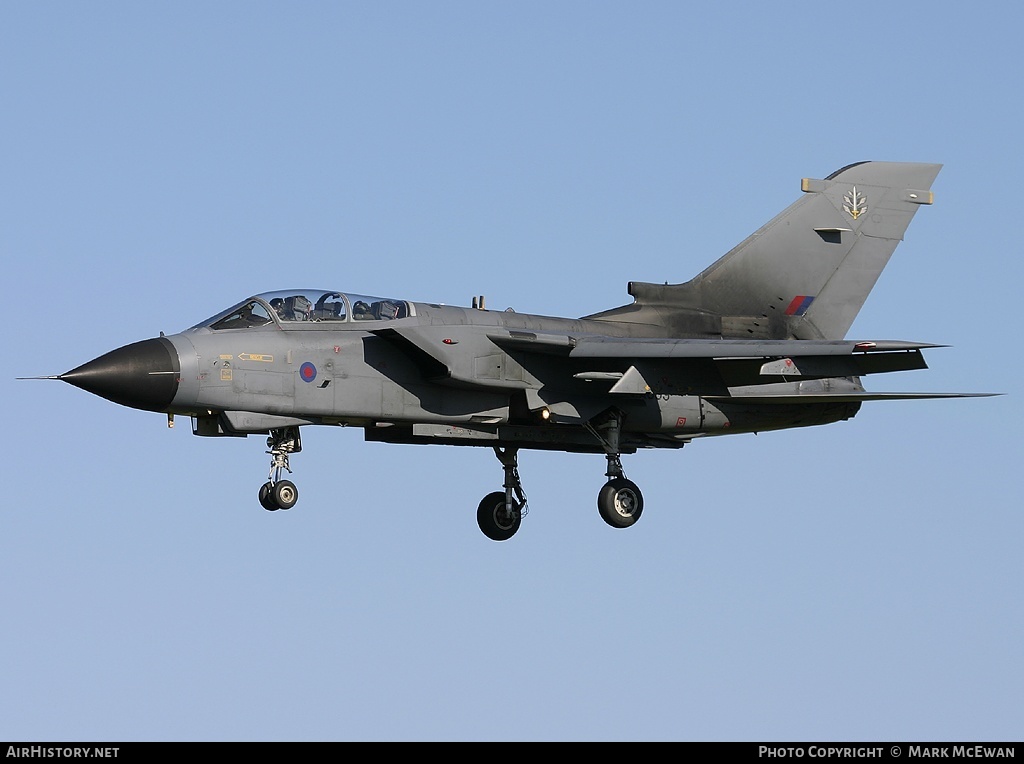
[843,186,867,220]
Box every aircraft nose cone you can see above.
[61,337,180,412]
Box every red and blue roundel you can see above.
[299,362,317,383]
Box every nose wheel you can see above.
[259,427,301,511]
[259,479,299,511]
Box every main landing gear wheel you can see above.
[477,491,522,542]
[598,477,644,529]
[476,446,529,541]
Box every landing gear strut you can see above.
[259,427,301,511]
[587,412,644,529]
[477,446,529,541]
[473,412,645,539]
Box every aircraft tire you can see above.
[598,478,644,529]
[477,491,521,541]
[273,480,299,510]
[259,481,279,511]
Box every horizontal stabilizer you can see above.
[489,330,942,362]
[569,337,941,359]
[704,392,1000,404]
[756,349,928,377]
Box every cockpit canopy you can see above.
[195,290,414,330]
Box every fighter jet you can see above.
[37,161,992,540]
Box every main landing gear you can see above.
[477,446,529,541]
[475,411,645,541]
[258,427,301,511]
[597,457,644,529]
[587,411,644,530]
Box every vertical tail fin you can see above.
[591,161,942,340]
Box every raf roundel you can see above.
[299,362,317,383]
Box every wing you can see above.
[373,325,987,401]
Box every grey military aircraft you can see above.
[36,161,990,540]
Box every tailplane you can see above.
[588,161,942,340]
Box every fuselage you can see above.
[61,289,861,454]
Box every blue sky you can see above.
[3,2,1021,741]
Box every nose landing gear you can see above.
[259,427,301,511]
